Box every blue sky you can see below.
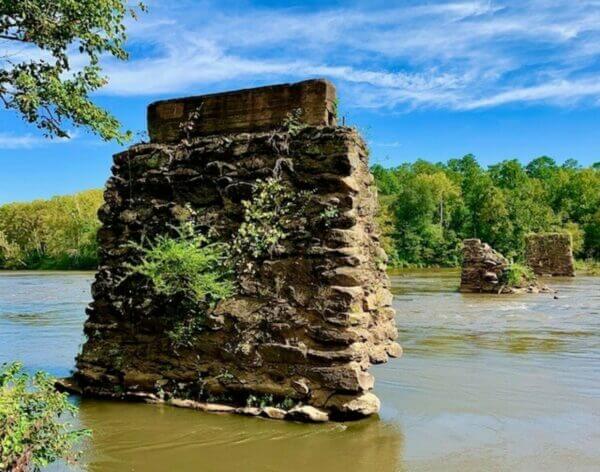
[1,0,600,203]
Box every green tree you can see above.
[584,209,600,259]
[0,0,145,141]
[526,156,557,180]
[392,168,462,266]
[489,159,528,190]
[0,189,103,269]
[372,154,599,267]
[467,177,513,254]
[0,363,90,470]
[371,164,401,195]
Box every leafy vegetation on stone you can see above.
[318,206,340,228]
[167,318,205,351]
[125,223,234,351]
[245,393,296,410]
[127,223,233,306]
[0,0,145,141]
[503,263,536,287]
[123,178,312,349]
[0,362,90,471]
[232,178,311,263]
[281,108,308,136]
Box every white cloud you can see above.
[462,78,600,108]
[372,140,403,148]
[40,0,600,110]
[0,131,78,149]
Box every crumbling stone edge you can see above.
[460,238,555,294]
[55,377,379,423]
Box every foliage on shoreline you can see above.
[575,259,600,275]
[1,155,598,271]
[0,190,103,270]
[0,363,90,471]
[373,155,600,267]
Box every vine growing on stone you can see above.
[231,177,312,270]
[126,222,233,349]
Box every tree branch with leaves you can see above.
[0,0,145,142]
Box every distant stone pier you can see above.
[460,239,509,293]
[525,233,575,277]
[67,79,400,422]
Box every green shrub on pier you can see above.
[127,223,233,306]
[503,263,536,287]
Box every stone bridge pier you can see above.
[67,79,401,422]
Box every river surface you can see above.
[1,270,599,471]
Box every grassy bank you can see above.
[0,190,102,270]
[575,259,600,275]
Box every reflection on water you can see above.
[76,400,403,472]
[1,270,599,471]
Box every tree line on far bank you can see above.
[373,155,600,267]
[0,190,102,270]
[0,155,598,270]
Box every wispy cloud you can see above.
[462,78,600,108]
[88,1,600,110]
[372,141,403,148]
[0,132,78,149]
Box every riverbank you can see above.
[3,259,599,274]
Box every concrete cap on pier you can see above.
[147,79,337,143]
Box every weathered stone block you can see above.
[525,233,575,276]
[148,79,337,143]
[460,238,508,293]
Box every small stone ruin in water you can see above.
[525,233,575,277]
[460,239,509,293]
[459,238,551,294]
[65,80,401,422]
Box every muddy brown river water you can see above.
[1,270,599,471]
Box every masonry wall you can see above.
[525,233,575,277]
[460,238,509,293]
[73,117,400,421]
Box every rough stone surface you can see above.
[262,407,287,420]
[287,405,329,422]
[526,233,575,277]
[326,392,381,419]
[460,239,509,293]
[148,79,337,143]
[73,82,400,421]
[460,238,553,294]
